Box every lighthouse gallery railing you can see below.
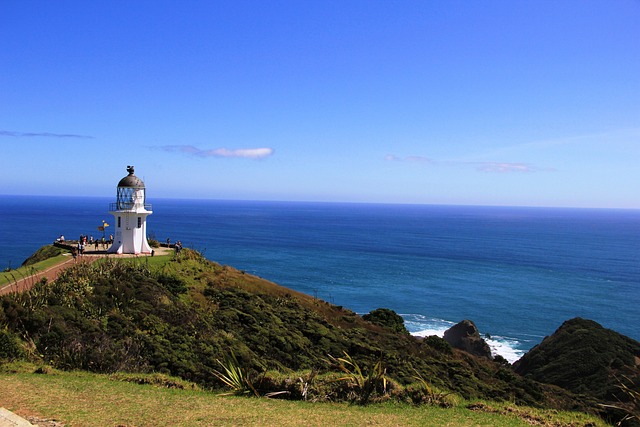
[109,202,153,211]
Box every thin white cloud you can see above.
[475,128,640,159]
[385,154,434,163]
[474,162,538,173]
[405,155,434,163]
[160,145,274,159]
[210,147,274,158]
[0,130,94,139]
[385,154,553,173]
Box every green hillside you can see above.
[1,247,637,425]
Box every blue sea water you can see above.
[1,195,639,362]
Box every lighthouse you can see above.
[107,165,153,254]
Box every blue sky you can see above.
[1,1,638,208]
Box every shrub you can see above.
[405,368,460,407]
[213,352,260,397]
[362,308,409,335]
[155,273,187,295]
[328,352,389,405]
[423,335,453,354]
[0,328,22,360]
[601,375,640,426]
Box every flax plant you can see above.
[601,375,640,426]
[328,352,388,405]
[212,352,259,397]
[411,368,456,407]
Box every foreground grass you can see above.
[0,365,606,427]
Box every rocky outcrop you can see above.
[443,320,493,359]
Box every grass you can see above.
[0,254,70,287]
[0,364,607,427]
[0,251,172,288]
[97,253,173,269]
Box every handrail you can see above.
[109,202,152,211]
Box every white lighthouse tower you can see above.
[107,165,153,254]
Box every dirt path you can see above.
[0,255,98,296]
[0,246,171,297]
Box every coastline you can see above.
[1,195,639,355]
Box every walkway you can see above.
[0,256,86,296]
[0,407,63,427]
[0,408,34,427]
[0,246,171,297]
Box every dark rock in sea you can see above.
[443,319,493,359]
[513,317,640,403]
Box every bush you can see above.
[423,335,453,354]
[362,308,409,335]
[0,328,22,360]
[328,352,390,405]
[156,273,187,295]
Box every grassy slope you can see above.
[0,364,606,427]
[0,247,621,425]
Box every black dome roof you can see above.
[117,165,145,188]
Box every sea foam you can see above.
[402,314,524,363]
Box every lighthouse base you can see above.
[107,211,153,255]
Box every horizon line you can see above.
[1,193,638,211]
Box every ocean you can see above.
[1,195,639,362]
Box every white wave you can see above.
[401,314,526,364]
[413,328,446,338]
[485,337,525,363]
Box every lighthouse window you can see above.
[117,217,121,228]
[137,217,142,228]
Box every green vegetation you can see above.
[0,363,608,427]
[0,251,552,404]
[1,245,637,426]
[363,307,410,335]
[0,327,22,359]
[213,351,260,397]
[327,352,389,405]
[1,252,70,287]
[20,245,70,267]
[601,375,640,426]
[515,318,640,425]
